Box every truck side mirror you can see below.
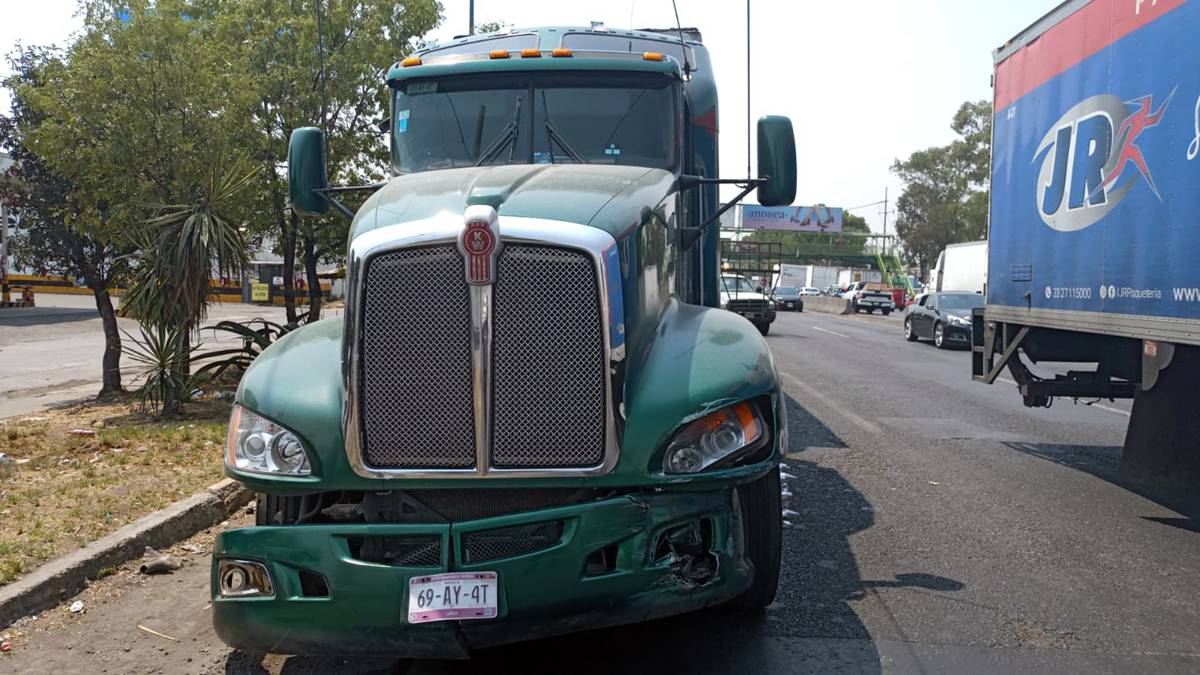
[288,127,330,216]
[756,116,797,207]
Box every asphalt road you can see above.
[4,308,1199,674]
[0,295,321,419]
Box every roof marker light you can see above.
[401,56,421,67]
[551,48,573,58]
[489,49,511,59]
[642,51,665,61]
[520,48,541,58]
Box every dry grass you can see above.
[0,396,231,587]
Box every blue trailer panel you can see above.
[988,0,1200,337]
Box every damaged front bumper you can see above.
[211,488,752,658]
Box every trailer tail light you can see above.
[642,51,665,61]
[520,48,541,58]
[401,56,421,67]
[489,49,511,59]
[551,48,573,57]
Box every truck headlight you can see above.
[226,405,312,476]
[663,401,766,474]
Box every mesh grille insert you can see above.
[349,535,442,567]
[462,521,565,563]
[491,245,606,468]
[358,246,476,469]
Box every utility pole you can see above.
[469,0,475,35]
[746,0,751,180]
[315,0,327,133]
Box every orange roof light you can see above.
[489,49,511,59]
[401,56,422,67]
[642,51,665,61]
[520,48,541,58]
[551,48,573,58]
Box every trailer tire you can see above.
[730,467,782,609]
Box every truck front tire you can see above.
[729,467,782,609]
[755,321,770,336]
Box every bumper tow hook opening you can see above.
[658,519,719,587]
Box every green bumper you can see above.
[211,489,753,657]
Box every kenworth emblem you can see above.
[459,204,502,284]
[1034,88,1176,232]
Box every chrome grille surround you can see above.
[342,216,625,478]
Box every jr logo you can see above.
[1034,88,1176,231]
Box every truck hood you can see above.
[351,164,677,240]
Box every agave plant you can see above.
[123,323,198,415]
[193,318,296,380]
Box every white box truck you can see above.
[931,241,986,293]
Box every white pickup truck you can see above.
[843,281,895,315]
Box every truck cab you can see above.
[212,26,797,657]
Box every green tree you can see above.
[216,0,441,323]
[892,100,991,275]
[0,46,131,396]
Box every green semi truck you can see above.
[212,25,796,657]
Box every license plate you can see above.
[408,572,498,624]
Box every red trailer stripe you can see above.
[994,0,1186,111]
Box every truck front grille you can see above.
[359,246,476,469]
[356,243,606,471]
[491,245,606,468]
[727,299,770,313]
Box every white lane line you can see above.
[997,377,1131,416]
[812,325,850,339]
[778,371,883,436]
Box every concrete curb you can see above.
[0,478,250,629]
[803,296,853,316]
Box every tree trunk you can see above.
[281,211,299,325]
[302,234,323,323]
[91,285,124,397]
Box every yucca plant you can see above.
[122,323,198,415]
[193,318,296,379]
[121,154,258,414]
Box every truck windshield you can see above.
[392,72,678,174]
[722,277,758,293]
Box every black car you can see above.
[904,291,984,348]
[772,286,804,312]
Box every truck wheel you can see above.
[904,318,918,341]
[882,309,891,316]
[755,321,770,336]
[730,467,782,609]
[934,323,947,349]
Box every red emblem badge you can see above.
[458,205,501,285]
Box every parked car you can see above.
[904,291,985,348]
[798,286,821,296]
[843,281,895,315]
[772,286,804,312]
[887,288,908,310]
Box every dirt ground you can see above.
[0,396,229,586]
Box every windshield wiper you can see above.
[474,97,523,166]
[544,121,587,164]
[540,92,586,164]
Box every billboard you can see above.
[739,204,843,232]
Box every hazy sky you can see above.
[1,0,1059,233]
